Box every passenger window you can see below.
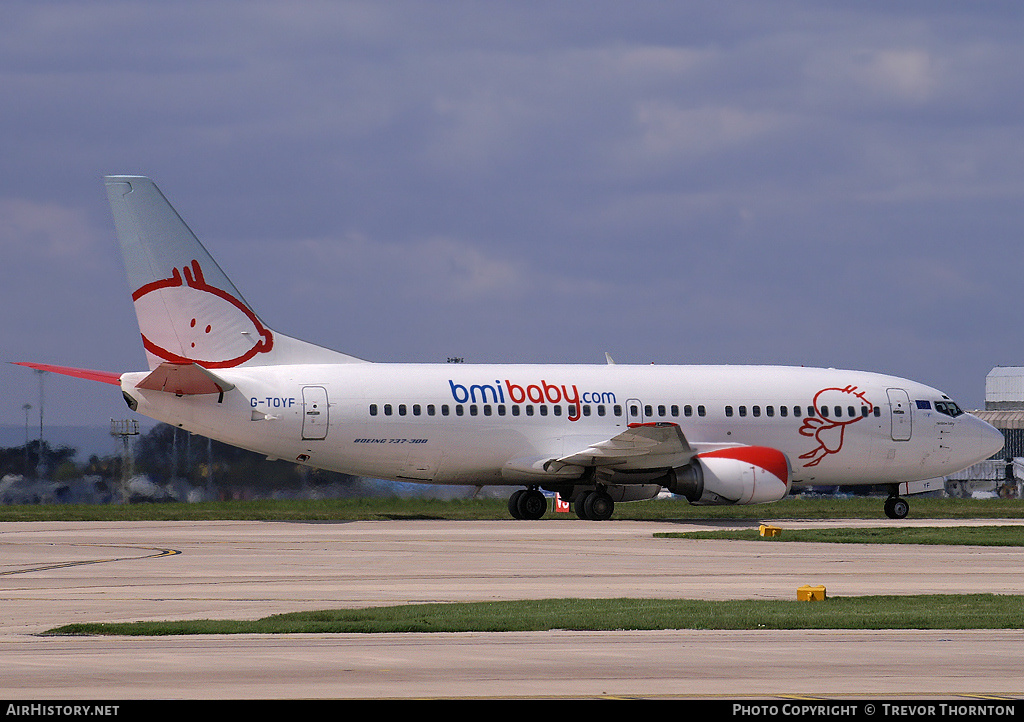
[597,405,606,416]
[370,404,378,416]
[645,405,653,417]
[725,406,734,417]
[427,404,436,416]
[739,406,747,417]
[583,405,591,416]
[526,405,534,416]
[455,405,464,416]
[698,405,706,417]
[766,406,774,417]
[413,404,421,416]
[752,406,761,417]
[779,406,788,417]
[553,405,561,416]
[384,404,393,416]
[512,405,520,416]
[484,405,492,416]
[614,405,623,417]
[442,404,450,416]
[658,405,666,417]
[820,406,829,417]
[539,405,548,416]
[684,405,693,417]
[497,405,505,416]
[470,405,478,416]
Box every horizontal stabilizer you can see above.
[135,362,235,395]
[12,362,121,386]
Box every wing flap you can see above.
[557,422,695,470]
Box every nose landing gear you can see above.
[884,491,909,519]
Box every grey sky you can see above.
[3,1,1024,431]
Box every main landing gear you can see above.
[508,488,547,520]
[573,490,614,521]
[884,488,910,520]
[507,487,616,521]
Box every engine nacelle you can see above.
[664,446,791,505]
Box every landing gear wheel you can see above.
[516,489,547,520]
[574,495,592,520]
[583,491,614,521]
[884,495,909,520]
[508,489,526,519]
[508,489,547,520]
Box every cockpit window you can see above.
[934,400,964,418]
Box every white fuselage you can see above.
[122,362,1002,488]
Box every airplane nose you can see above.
[977,417,1005,460]
[950,414,1004,471]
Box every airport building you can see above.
[948,367,1024,499]
[977,367,1024,458]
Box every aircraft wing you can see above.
[553,422,695,472]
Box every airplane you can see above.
[16,175,1005,521]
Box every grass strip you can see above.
[3,496,1024,523]
[656,526,1024,546]
[45,594,1024,636]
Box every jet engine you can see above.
[663,446,791,505]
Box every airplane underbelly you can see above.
[432,427,548,485]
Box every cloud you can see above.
[0,198,102,263]
[626,104,789,163]
[2,1,1024,418]
[293,232,611,305]
[806,48,937,106]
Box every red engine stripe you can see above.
[698,446,789,483]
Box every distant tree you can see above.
[0,441,79,478]
[132,423,359,493]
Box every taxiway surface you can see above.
[1,517,1022,699]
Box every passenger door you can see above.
[887,388,912,441]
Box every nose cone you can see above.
[978,416,1006,460]
[959,414,1005,468]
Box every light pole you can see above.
[22,403,31,477]
[34,369,46,478]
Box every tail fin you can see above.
[104,176,366,369]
